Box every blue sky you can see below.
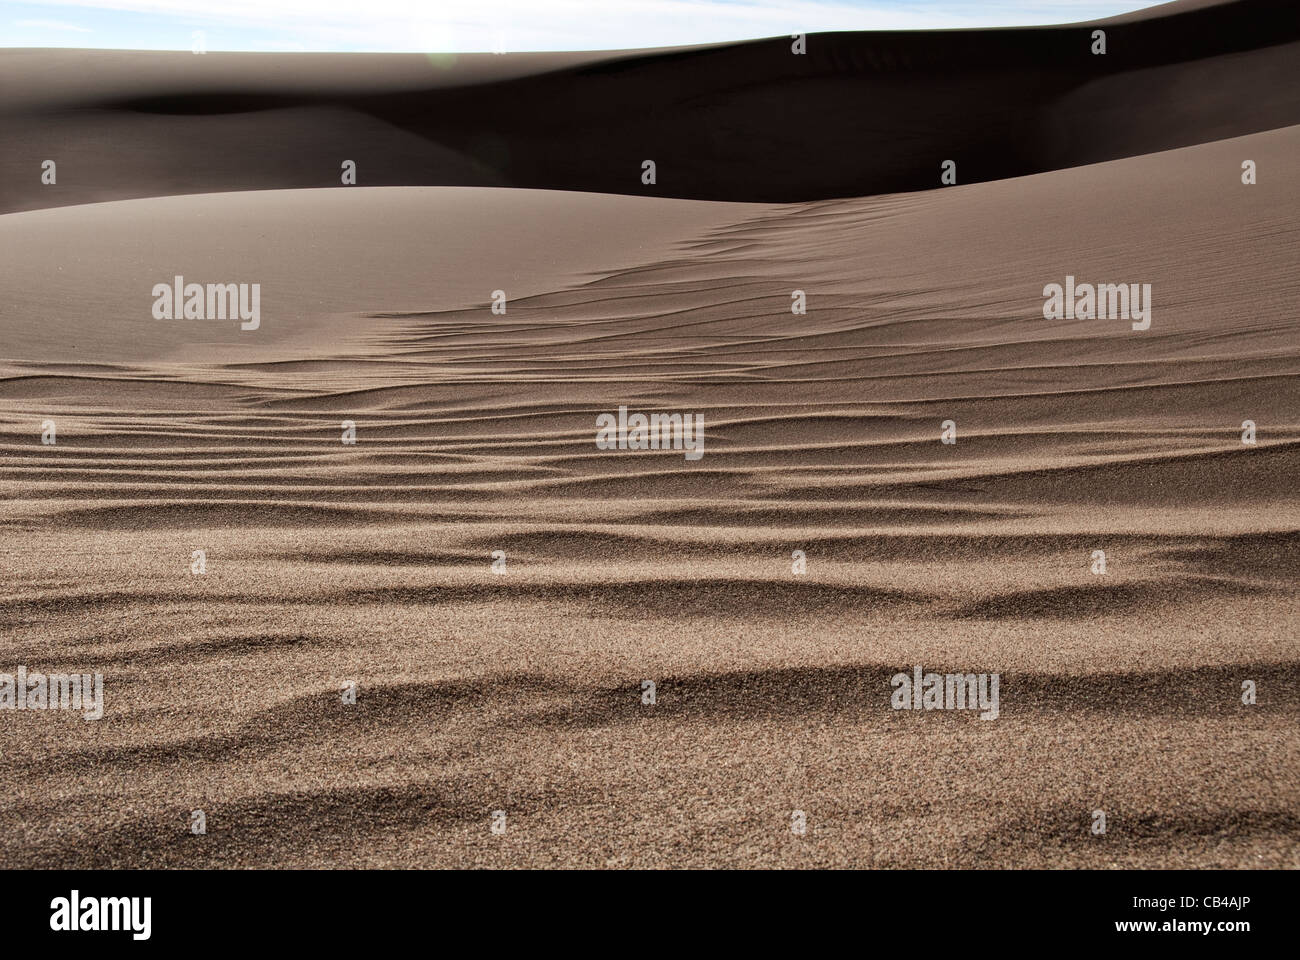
[1,0,1159,52]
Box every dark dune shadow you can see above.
[274,548,493,567]
[469,528,1300,567]
[621,503,1030,527]
[4,0,1297,209]
[0,578,928,629]
[791,443,1300,508]
[5,632,324,669]
[1154,530,1300,580]
[20,677,567,776]
[948,575,1278,620]
[0,590,191,627]
[336,577,932,618]
[9,780,548,868]
[959,803,1300,865]
[518,660,1300,728]
[26,502,483,530]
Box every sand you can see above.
[0,0,1296,869]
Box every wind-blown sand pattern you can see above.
[1,1,1298,868]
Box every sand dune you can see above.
[2,0,1298,212]
[1,3,1297,869]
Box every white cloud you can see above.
[14,17,93,32]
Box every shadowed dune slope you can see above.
[2,0,1298,210]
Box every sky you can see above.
[1,0,1160,52]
